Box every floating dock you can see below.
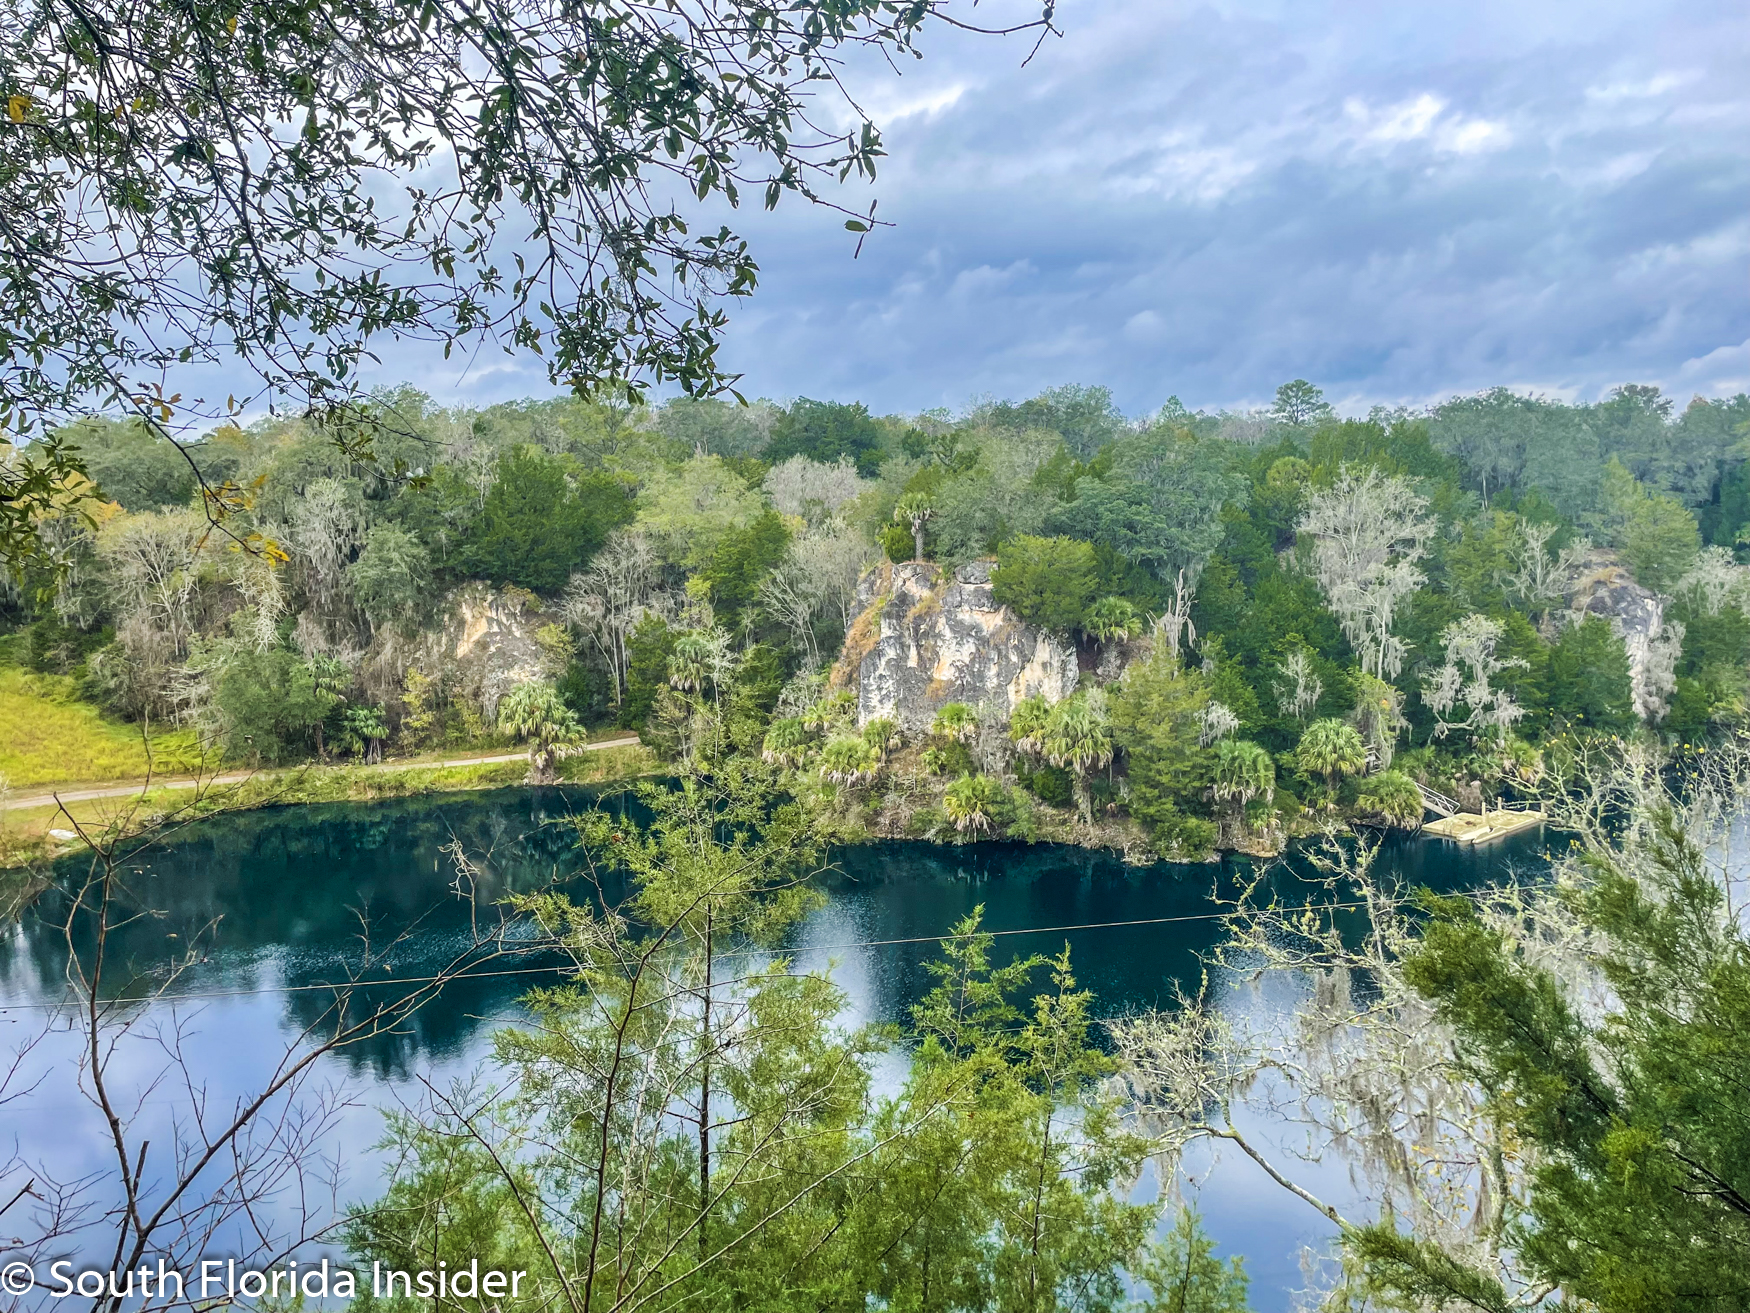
[1422,809,1547,845]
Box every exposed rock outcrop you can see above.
[445,583,553,722]
[834,560,1080,733]
[1565,550,1679,720]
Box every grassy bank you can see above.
[0,745,655,870]
[0,666,204,787]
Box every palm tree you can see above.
[1212,738,1274,835]
[667,633,708,693]
[1356,770,1424,828]
[943,773,1003,835]
[803,689,857,732]
[343,704,389,764]
[1295,718,1366,798]
[820,733,879,785]
[1082,595,1141,645]
[499,681,583,785]
[1213,739,1274,808]
[931,702,978,743]
[861,717,900,759]
[1008,695,1051,759]
[893,492,936,561]
[1041,690,1113,822]
[761,716,812,768]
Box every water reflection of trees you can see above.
[5,786,641,1072]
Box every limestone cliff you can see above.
[444,583,554,722]
[1565,550,1680,720]
[833,560,1079,733]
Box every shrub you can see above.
[931,702,978,743]
[1149,807,1218,862]
[820,733,879,785]
[1021,764,1074,807]
[1008,695,1051,758]
[862,717,899,755]
[762,716,812,768]
[803,689,857,731]
[1083,595,1141,643]
[943,773,1005,835]
[991,534,1099,632]
[1355,770,1424,827]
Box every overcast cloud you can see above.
[408,0,1750,418]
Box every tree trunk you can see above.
[912,520,925,560]
[699,908,713,1260]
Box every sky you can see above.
[399,0,1750,419]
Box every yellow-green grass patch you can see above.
[0,666,204,789]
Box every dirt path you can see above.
[1,737,643,812]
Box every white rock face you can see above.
[445,583,553,722]
[1565,552,1673,721]
[836,560,1080,733]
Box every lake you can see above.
[0,786,1551,1310]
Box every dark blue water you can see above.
[0,787,1552,1308]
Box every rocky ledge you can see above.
[833,560,1079,734]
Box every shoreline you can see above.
[0,740,652,871]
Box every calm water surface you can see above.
[0,787,1552,1310]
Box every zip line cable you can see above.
[0,900,1376,1011]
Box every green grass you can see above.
[0,745,658,870]
[0,666,205,789]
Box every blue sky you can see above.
[413,0,1750,419]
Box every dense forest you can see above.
[4,379,1748,856]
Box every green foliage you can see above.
[891,490,937,560]
[930,701,979,743]
[1039,690,1114,820]
[349,523,432,632]
[1009,694,1051,757]
[1599,457,1702,592]
[1547,616,1636,734]
[556,657,612,724]
[340,704,389,761]
[762,398,886,476]
[1211,739,1274,807]
[619,614,677,730]
[803,688,856,731]
[1132,1208,1253,1312]
[215,649,337,764]
[1055,430,1248,579]
[1109,650,1215,850]
[499,681,583,783]
[464,448,631,593]
[347,776,1164,1312]
[1383,811,1750,1311]
[1308,416,1462,484]
[819,732,879,784]
[876,521,913,562]
[861,716,898,753]
[698,509,790,625]
[942,772,1005,834]
[1294,718,1366,792]
[1355,769,1424,827]
[57,416,233,510]
[1082,594,1141,643]
[1019,762,1075,806]
[980,383,1127,459]
[922,741,974,777]
[991,534,1099,632]
[1268,379,1333,428]
[760,715,812,768]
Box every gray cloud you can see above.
[671,0,1750,415]
[363,0,1749,419]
